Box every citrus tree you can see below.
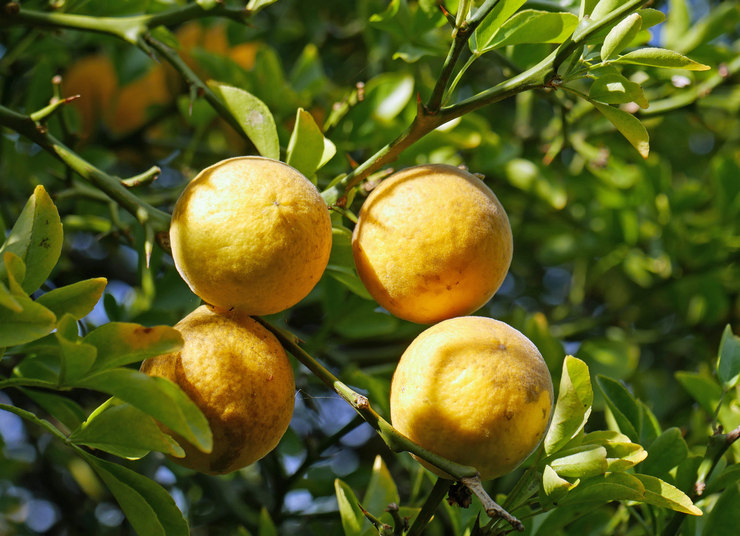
[1,1,739,535]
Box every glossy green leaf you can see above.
[590,73,648,109]
[0,294,56,346]
[675,371,722,414]
[471,0,527,54]
[363,455,400,517]
[73,368,212,453]
[544,356,593,455]
[82,452,189,536]
[641,427,688,479]
[367,72,414,123]
[717,325,740,388]
[601,13,642,61]
[590,0,624,21]
[70,399,184,459]
[479,10,578,52]
[0,185,63,294]
[592,101,649,159]
[637,8,665,30]
[36,278,107,320]
[335,478,366,536]
[22,388,86,431]
[582,430,647,471]
[56,314,98,384]
[633,474,702,515]
[208,81,279,160]
[614,48,711,71]
[596,375,641,441]
[549,445,609,478]
[286,108,336,178]
[83,322,182,372]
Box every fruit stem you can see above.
[462,476,524,532]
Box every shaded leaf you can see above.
[22,388,86,431]
[641,427,688,479]
[702,483,740,533]
[36,278,107,320]
[73,368,212,453]
[335,478,367,536]
[590,73,648,108]
[56,314,97,384]
[70,399,184,459]
[0,280,22,312]
[208,81,279,160]
[0,294,56,346]
[544,356,593,455]
[717,325,740,389]
[614,48,711,71]
[675,371,722,414]
[592,101,649,159]
[367,72,414,123]
[258,507,278,536]
[0,185,63,295]
[82,452,189,536]
[83,323,182,372]
[596,375,641,441]
[363,455,400,517]
[326,227,372,300]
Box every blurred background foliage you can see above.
[0,0,738,534]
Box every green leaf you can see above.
[640,427,689,480]
[549,445,609,478]
[258,507,278,536]
[56,314,98,384]
[73,368,212,453]
[286,108,336,178]
[69,399,184,459]
[591,101,649,159]
[717,325,740,388]
[559,471,645,507]
[366,72,414,123]
[596,375,641,441]
[675,371,722,414]
[479,10,579,52]
[590,73,648,109]
[614,48,711,71]
[326,227,372,300]
[246,0,278,14]
[0,185,63,295]
[0,280,22,312]
[36,278,107,320]
[544,356,593,455]
[0,294,56,346]
[83,323,182,372]
[335,478,367,536]
[633,474,702,516]
[471,0,527,54]
[208,81,280,160]
[22,388,86,431]
[590,0,624,21]
[542,464,579,502]
[601,13,642,61]
[363,455,400,517]
[582,430,647,471]
[702,483,739,533]
[81,452,189,536]
[3,251,26,295]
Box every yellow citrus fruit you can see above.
[170,156,333,315]
[352,164,512,324]
[104,65,172,136]
[390,316,553,481]
[140,305,295,474]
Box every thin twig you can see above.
[462,476,524,531]
[406,478,453,536]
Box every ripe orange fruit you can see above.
[140,305,295,474]
[390,316,553,480]
[352,164,512,324]
[169,157,333,315]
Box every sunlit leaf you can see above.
[614,48,711,71]
[717,325,740,388]
[208,81,280,160]
[549,445,609,478]
[363,455,400,517]
[559,472,645,506]
[542,464,579,502]
[0,185,63,295]
[471,0,527,54]
[591,101,649,159]
[335,478,367,536]
[286,108,336,178]
[544,356,593,455]
[478,10,578,52]
[601,13,642,61]
[70,399,184,459]
[633,474,702,515]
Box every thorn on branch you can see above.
[439,4,456,27]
